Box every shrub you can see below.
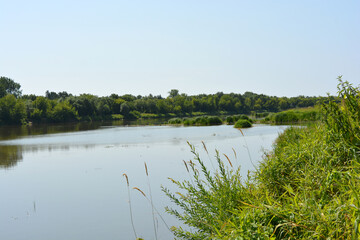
[128,110,141,119]
[225,116,234,124]
[234,119,252,128]
[182,116,223,126]
[168,118,182,124]
[111,114,124,120]
[207,116,222,125]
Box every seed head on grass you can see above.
[144,162,149,176]
[223,153,233,168]
[133,187,146,197]
[183,160,189,172]
[232,147,237,159]
[202,141,208,154]
[123,173,129,186]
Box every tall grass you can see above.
[163,78,360,239]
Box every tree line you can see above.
[0,76,336,125]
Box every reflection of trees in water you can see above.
[0,145,23,168]
[0,119,166,141]
[0,122,108,141]
[0,143,98,169]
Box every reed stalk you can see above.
[123,173,137,239]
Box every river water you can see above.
[0,123,287,240]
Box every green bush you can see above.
[111,114,124,120]
[225,116,235,124]
[168,118,183,124]
[234,119,252,128]
[269,108,321,124]
[182,116,223,126]
[207,116,222,125]
[128,110,141,119]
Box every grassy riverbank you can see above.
[163,79,360,239]
[259,106,322,124]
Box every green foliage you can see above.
[67,94,97,117]
[0,76,335,125]
[45,90,71,100]
[183,116,222,126]
[128,110,141,119]
[111,114,124,120]
[50,101,79,122]
[168,118,182,124]
[168,89,179,98]
[225,116,235,124]
[225,114,252,125]
[268,107,321,124]
[0,95,26,124]
[120,102,131,116]
[255,112,270,118]
[207,116,222,125]
[0,76,22,98]
[234,119,252,128]
[33,96,51,119]
[164,78,360,239]
[140,113,159,118]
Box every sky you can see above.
[1,0,359,98]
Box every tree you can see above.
[0,95,26,124]
[120,102,130,116]
[168,89,179,98]
[50,101,78,122]
[45,90,58,100]
[0,77,22,98]
[33,96,51,118]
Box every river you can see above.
[0,122,287,240]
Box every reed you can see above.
[144,162,158,240]
[122,173,137,239]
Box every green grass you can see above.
[163,78,360,239]
[264,106,322,124]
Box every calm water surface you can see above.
[0,123,287,240]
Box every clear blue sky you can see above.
[1,0,359,97]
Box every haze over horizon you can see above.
[1,0,359,98]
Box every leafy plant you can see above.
[234,119,252,128]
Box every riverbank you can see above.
[164,80,360,239]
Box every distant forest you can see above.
[0,76,337,125]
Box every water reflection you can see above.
[0,119,168,141]
[0,123,286,170]
[0,145,23,168]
